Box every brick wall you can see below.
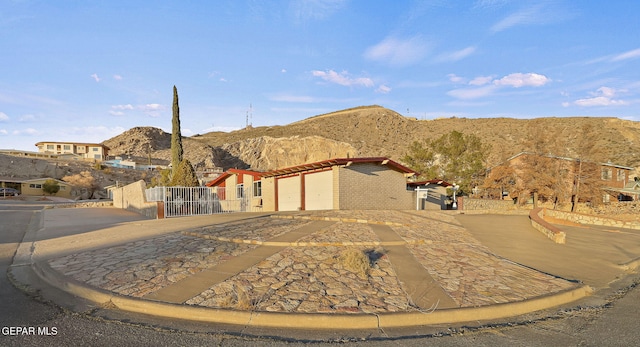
[337,163,414,210]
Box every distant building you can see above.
[489,152,634,203]
[35,141,109,161]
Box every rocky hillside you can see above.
[102,106,640,174]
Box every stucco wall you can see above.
[112,180,158,218]
[337,163,414,210]
[262,176,276,211]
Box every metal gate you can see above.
[145,186,260,218]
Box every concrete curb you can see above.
[32,260,593,330]
[182,230,431,247]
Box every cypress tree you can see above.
[171,85,184,176]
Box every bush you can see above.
[42,179,60,195]
[169,159,199,187]
[339,248,371,279]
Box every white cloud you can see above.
[112,104,134,110]
[12,128,40,136]
[491,6,544,32]
[109,111,125,116]
[311,70,374,88]
[0,112,9,121]
[363,36,430,67]
[376,85,392,94]
[436,46,476,62]
[281,69,287,73]
[201,126,241,133]
[474,0,510,9]
[448,74,465,83]
[291,0,347,22]
[113,74,123,80]
[90,73,101,82]
[447,85,498,100]
[469,75,495,86]
[0,129,7,135]
[572,87,628,107]
[493,72,550,87]
[19,114,35,122]
[447,72,550,100]
[611,48,640,62]
[138,104,166,117]
[270,93,318,103]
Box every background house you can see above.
[488,152,634,203]
[20,178,77,198]
[35,141,109,161]
[205,168,263,212]
[260,157,416,211]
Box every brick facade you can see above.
[336,163,414,210]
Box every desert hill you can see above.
[103,106,640,173]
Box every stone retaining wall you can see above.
[462,197,532,212]
[545,208,640,230]
[529,208,566,244]
[45,201,114,209]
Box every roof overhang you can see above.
[261,157,416,178]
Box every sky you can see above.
[1,0,640,151]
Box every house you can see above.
[606,180,640,201]
[20,178,77,198]
[260,157,417,211]
[407,179,452,210]
[205,168,263,212]
[488,152,634,203]
[35,141,109,161]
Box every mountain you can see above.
[102,106,640,173]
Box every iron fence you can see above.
[145,186,262,217]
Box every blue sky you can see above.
[2,0,640,151]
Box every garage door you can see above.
[304,170,333,210]
[277,176,301,211]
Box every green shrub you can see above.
[42,179,60,195]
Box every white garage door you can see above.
[304,170,333,210]
[277,176,301,211]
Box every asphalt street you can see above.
[1,201,639,346]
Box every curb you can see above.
[182,230,431,247]
[32,260,593,330]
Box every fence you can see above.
[145,186,262,218]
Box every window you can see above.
[617,169,626,182]
[46,145,54,150]
[29,184,42,189]
[601,168,612,180]
[236,184,244,198]
[63,145,71,150]
[253,181,262,197]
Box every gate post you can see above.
[157,201,165,219]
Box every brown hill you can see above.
[103,106,640,174]
[193,105,640,169]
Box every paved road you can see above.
[2,203,639,346]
